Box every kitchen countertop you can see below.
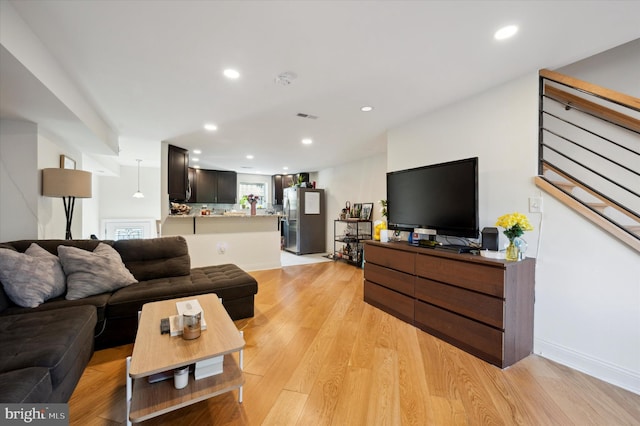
[167,213,283,218]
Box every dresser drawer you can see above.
[364,263,414,297]
[364,280,414,324]
[415,300,504,367]
[416,254,504,297]
[415,277,504,329]
[366,244,415,274]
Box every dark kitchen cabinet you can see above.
[195,169,218,203]
[273,175,287,204]
[216,171,237,204]
[194,169,237,203]
[296,173,310,185]
[168,145,189,201]
[274,174,305,204]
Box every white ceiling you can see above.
[2,0,639,174]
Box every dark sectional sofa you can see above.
[0,236,258,403]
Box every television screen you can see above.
[386,157,479,238]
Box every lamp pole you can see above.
[62,196,76,239]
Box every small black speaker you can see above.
[481,227,499,251]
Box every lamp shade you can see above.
[42,168,92,198]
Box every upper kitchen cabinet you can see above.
[296,173,310,185]
[273,173,310,204]
[195,169,217,203]
[194,169,237,204]
[273,174,295,205]
[216,171,237,204]
[168,144,189,201]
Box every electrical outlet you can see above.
[217,243,227,254]
[529,196,543,213]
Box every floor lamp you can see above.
[42,168,92,240]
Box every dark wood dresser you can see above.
[363,241,535,368]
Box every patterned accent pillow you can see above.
[0,244,66,308]
[59,243,138,300]
[25,243,66,299]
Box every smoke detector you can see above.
[275,71,297,85]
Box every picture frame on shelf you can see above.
[361,203,373,220]
[352,203,362,219]
[60,155,76,170]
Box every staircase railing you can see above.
[536,69,640,252]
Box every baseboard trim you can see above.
[242,260,282,271]
[535,338,640,395]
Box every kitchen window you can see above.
[238,182,266,206]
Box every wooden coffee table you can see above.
[125,294,245,424]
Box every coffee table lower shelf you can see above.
[128,355,244,423]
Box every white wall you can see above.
[317,153,387,253]
[557,38,640,97]
[542,38,640,393]
[0,119,38,241]
[81,157,101,239]
[98,164,161,238]
[0,119,94,241]
[390,75,541,251]
[387,70,639,393]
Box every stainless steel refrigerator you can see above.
[283,187,326,254]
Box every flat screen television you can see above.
[386,157,479,238]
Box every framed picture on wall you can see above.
[361,203,373,220]
[60,155,76,169]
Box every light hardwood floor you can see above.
[69,261,640,425]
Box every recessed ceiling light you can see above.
[192,158,200,162]
[494,25,518,40]
[361,106,374,112]
[204,123,217,131]
[246,155,254,159]
[283,166,289,170]
[223,69,240,79]
[193,149,202,154]
[302,138,312,145]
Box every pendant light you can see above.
[133,159,144,198]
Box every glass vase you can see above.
[250,203,257,216]
[505,238,519,261]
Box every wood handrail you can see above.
[544,85,640,133]
[540,69,640,112]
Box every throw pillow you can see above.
[25,243,66,299]
[0,246,66,308]
[58,243,138,300]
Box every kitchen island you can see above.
[161,214,282,271]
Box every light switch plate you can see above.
[529,196,543,213]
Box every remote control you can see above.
[160,317,170,334]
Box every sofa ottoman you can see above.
[97,263,258,348]
[191,264,259,320]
